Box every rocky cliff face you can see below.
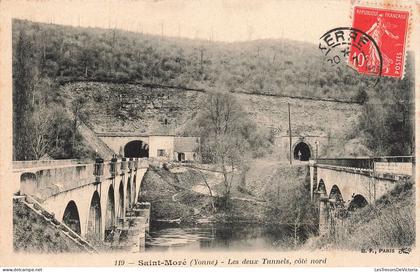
[233,92,361,137]
[62,82,206,135]
[61,81,362,139]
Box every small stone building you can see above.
[148,135,200,162]
[174,137,200,162]
[148,135,175,160]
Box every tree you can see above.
[28,107,54,159]
[198,170,216,213]
[264,169,318,247]
[70,95,89,156]
[47,106,74,158]
[13,30,34,160]
[357,63,414,156]
[27,89,77,160]
[195,92,251,208]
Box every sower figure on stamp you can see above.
[366,13,399,74]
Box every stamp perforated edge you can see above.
[349,0,414,79]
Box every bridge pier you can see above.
[309,162,317,202]
[133,202,151,233]
[111,201,151,252]
[317,194,329,236]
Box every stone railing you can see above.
[315,156,414,176]
[12,159,85,170]
[17,157,149,200]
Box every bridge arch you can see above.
[126,177,132,208]
[317,179,327,195]
[118,180,124,219]
[62,201,81,235]
[105,185,115,240]
[133,174,137,206]
[138,170,149,203]
[348,194,368,211]
[124,140,149,158]
[329,185,344,203]
[87,191,102,239]
[293,141,312,161]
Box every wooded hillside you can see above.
[13,19,380,102]
[12,19,414,159]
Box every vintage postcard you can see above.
[0,0,419,269]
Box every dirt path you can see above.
[170,160,295,204]
[171,165,224,197]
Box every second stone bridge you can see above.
[309,156,413,235]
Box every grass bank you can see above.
[13,200,84,253]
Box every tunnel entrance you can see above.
[124,140,149,158]
[62,201,81,235]
[294,142,311,161]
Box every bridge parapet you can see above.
[316,164,374,176]
[16,158,149,200]
[13,159,85,170]
[103,158,148,177]
[315,164,411,182]
[316,156,414,176]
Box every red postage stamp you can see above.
[349,6,409,78]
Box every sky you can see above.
[2,0,351,44]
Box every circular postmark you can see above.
[319,27,382,86]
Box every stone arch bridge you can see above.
[309,156,414,235]
[13,158,150,249]
[12,155,414,247]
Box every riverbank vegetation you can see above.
[262,165,318,247]
[140,160,318,248]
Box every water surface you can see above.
[146,222,303,251]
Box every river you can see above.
[145,222,306,251]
